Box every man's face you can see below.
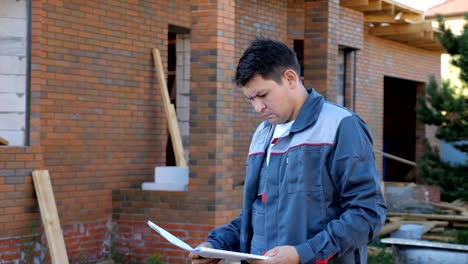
[242,75,295,124]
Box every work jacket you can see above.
[207,89,386,264]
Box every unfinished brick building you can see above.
[0,0,442,263]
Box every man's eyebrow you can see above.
[244,89,266,100]
[243,92,255,100]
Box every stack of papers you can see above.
[147,220,268,261]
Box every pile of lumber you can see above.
[380,200,468,242]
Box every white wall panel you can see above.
[0,75,26,93]
[0,93,26,112]
[0,112,25,130]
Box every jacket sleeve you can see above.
[295,115,387,263]
[206,214,242,252]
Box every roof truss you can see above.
[340,0,443,51]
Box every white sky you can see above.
[393,0,447,11]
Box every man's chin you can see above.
[265,118,282,125]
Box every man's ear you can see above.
[283,69,299,88]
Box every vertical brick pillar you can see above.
[190,0,237,225]
[303,0,339,101]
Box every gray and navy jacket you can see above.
[207,89,386,264]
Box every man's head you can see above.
[235,38,307,124]
[235,38,301,87]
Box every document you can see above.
[147,220,268,261]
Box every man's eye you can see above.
[258,93,266,98]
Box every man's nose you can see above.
[252,98,265,113]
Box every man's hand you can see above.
[247,245,300,264]
[188,242,221,264]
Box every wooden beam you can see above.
[383,32,425,41]
[387,0,423,15]
[152,48,187,167]
[368,23,431,36]
[341,0,369,8]
[355,0,382,12]
[364,9,394,17]
[381,2,395,15]
[388,32,434,44]
[32,170,69,264]
[412,42,444,52]
[364,13,423,23]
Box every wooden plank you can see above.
[387,212,468,222]
[355,0,382,12]
[32,170,69,264]
[168,103,186,167]
[421,234,456,242]
[453,222,468,228]
[384,32,425,41]
[364,14,423,23]
[428,202,468,215]
[387,0,423,15]
[152,48,187,167]
[0,136,9,145]
[374,149,416,166]
[379,220,448,236]
[368,22,432,37]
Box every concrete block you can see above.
[141,166,189,191]
[141,182,188,191]
[154,166,188,184]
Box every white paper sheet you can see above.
[147,220,268,261]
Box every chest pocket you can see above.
[252,164,267,237]
[286,147,323,193]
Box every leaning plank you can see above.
[387,212,468,222]
[32,170,69,264]
[0,136,9,146]
[152,48,186,167]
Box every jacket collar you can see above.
[291,88,324,133]
[259,88,324,133]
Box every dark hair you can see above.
[235,38,301,87]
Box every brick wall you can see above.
[1,0,193,262]
[232,0,288,190]
[287,0,305,47]
[0,233,46,263]
[0,147,43,237]
[112,189,216,263]
[356,35,440,175]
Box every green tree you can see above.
[416,16,468,202]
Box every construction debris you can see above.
[381,199,468,243]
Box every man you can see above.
[189,38,386,264]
